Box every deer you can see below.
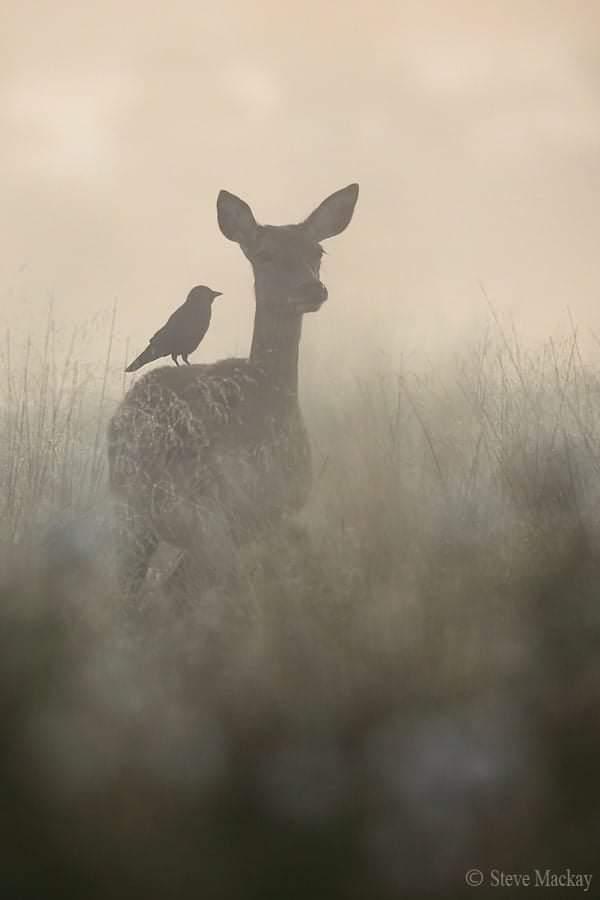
[107,183,359,598]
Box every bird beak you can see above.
[212,291,223,298]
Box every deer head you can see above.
[217,184,359,315]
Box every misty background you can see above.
[2,0,600,376]
[4,5,600,896]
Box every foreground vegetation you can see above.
[1,319,600,897]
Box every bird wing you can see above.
[149,305,187,350]
[148,301,212,355]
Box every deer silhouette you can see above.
[108,183,359,597]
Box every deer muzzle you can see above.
[290,282,328,313]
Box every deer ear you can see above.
[302,183,359,242]
[217,190,259,244]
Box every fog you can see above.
[4,6,600,895]
[2,1,600,371]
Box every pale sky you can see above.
[2,1,600,370]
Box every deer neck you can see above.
[250,282,303,404]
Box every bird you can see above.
[125,285,222,372]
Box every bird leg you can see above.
[171,354,180,365]
[182,354,191,365]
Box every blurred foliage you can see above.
[2,325,600,896]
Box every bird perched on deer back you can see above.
[125,285,222,372]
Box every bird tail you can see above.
[125,344,159,373]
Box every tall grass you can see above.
[2,316,600,897]
[0,310,122,560]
